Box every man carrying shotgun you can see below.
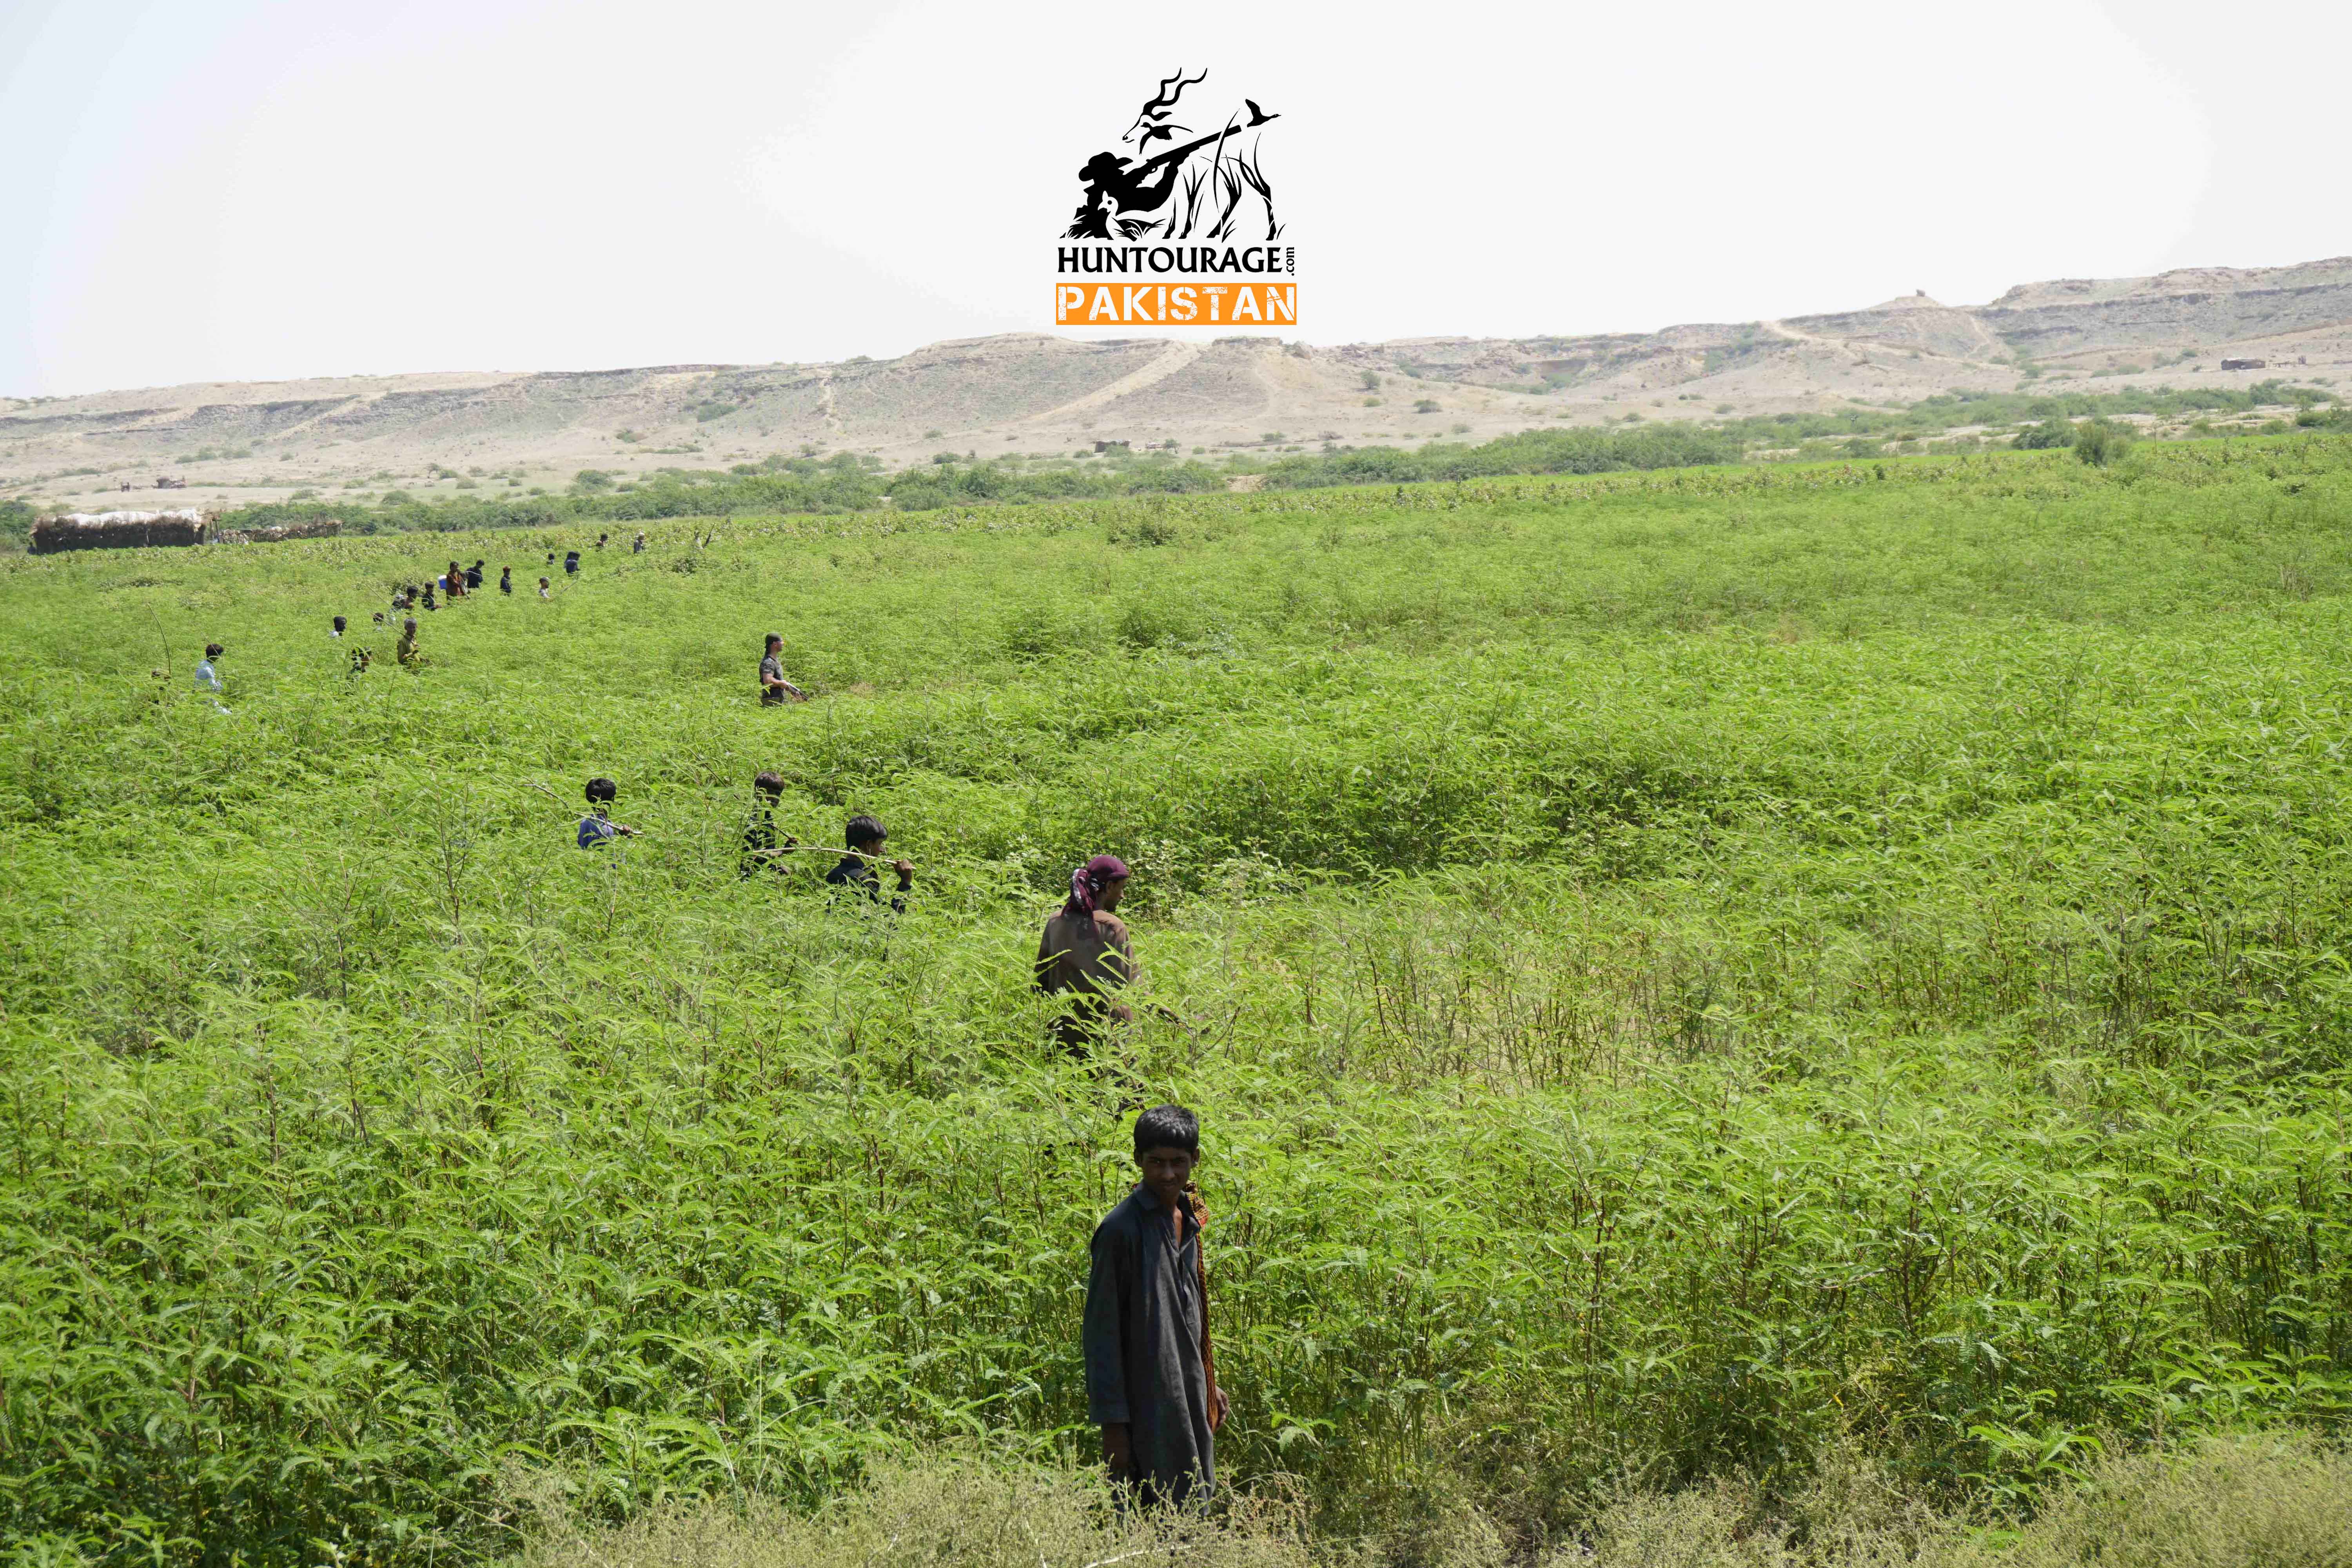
[1083,1103,1228,1507]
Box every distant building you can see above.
[2220,358,2267,371]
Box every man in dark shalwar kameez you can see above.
[1083,1104,1229,1506]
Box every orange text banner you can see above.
[1054,281,1297,326]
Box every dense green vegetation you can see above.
[197,424,1749,540]
[4,438,2351,1564]
[157,384,2338,550]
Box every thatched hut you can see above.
[31,508,211,554]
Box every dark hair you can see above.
[332,615,346,631]
[765,632,783,651]
[586,777,618,803]
[204,642,223,658]
[753,771,785,795]
[1133,1104,1200,1159]
[845,813,887,846]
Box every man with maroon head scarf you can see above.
[1036,855,1135,1054]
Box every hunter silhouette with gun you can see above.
[1065,72,1278,240]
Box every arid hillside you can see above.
[6,257,2348,514]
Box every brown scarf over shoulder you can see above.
[1181,1180,1223,1429]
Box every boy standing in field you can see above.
[193,642,229,712]
[1084,1104,1227,1507]
[577,777,637,849]
[396,617,427,668]
[825,815,913,911]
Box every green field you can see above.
[4,440,2351,1565]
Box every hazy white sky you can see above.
[3,0,2344,397]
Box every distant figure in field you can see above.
[577,776,637,849]
[372,611,386,627]
[597,532,610,550]
[444,560,467,599]
[396,617,427,668]
[421,582,437,612]
[545,551,556,570]
[564,550,581,577]
[1036,855,1134,1053]
[193,642,229,711]
[347,647,372,677]
[1084,1102,1227,1508]
[331,615,347,639]
[466,560,485,591]
[499,566,512,595]
[739,771,797,878]
[826,814,912,911]
[633,532,646,554]
[392,585,412,611]
[537,576,552,600]
[759,633,808,705]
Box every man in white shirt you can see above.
[193,642,229,712]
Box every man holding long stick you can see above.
[824,815,913,912]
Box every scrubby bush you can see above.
[2073,416,2133,466]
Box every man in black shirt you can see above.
[739,771,797,878]
[465,560,484,590]
[564,550,581,576]
[825,815,912,912]
[499,566,513,595]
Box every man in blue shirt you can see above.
[193,642,229,712]
[577,777,637,848]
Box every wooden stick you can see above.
[747,842,888,862]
